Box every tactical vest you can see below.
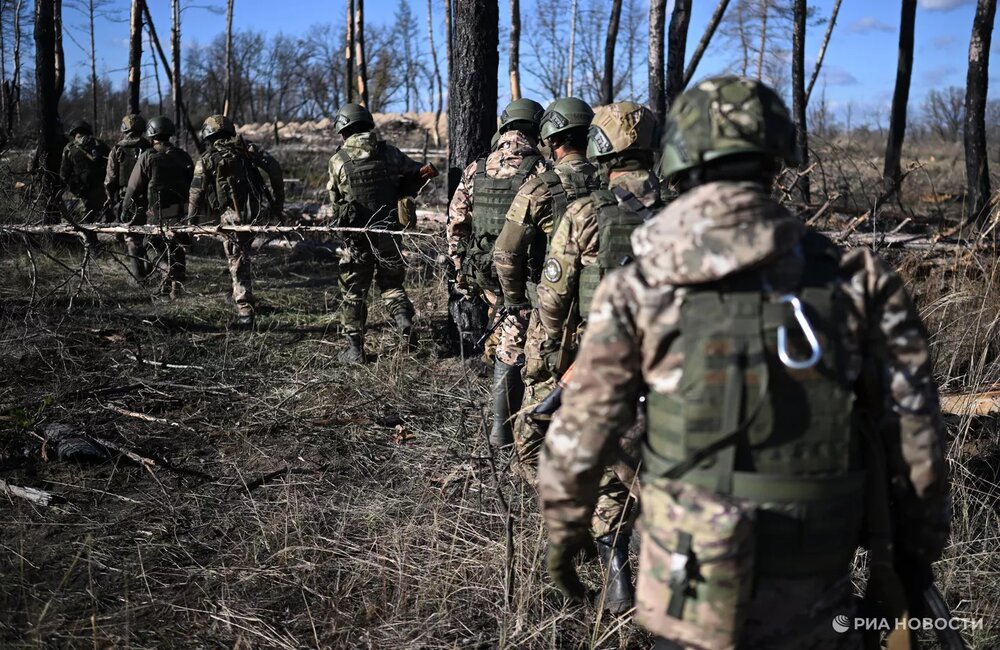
[467,154,542,290]
[71,138,108,189]
[147,147,191,212]
[115,143,146,195]
[202,142,269,217]
[642,232,863,578]
[577,186,652,315]
[335,144,398,226]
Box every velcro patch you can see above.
[543,258,562,283]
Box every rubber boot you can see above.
[339,333,366,364]
[596,533,635,614]
[490,360,524,447]
[394,311,415,350]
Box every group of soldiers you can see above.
[449,76,952,650]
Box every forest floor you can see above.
[1,139,999,648]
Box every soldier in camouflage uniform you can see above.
[534,101,662,614]
[539,77,951,649]
[188,114,284,328]
[120,116,194,293]
[492,97,599,464]
[327,103,437,363]
[447,98,549,446]
[106,113,151,282]
[60,120,111,221]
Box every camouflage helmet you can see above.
[333,103,375,134]
[145,116,176,140]
[498,98,544,135]
[200,114,236,142]
[660,75,798,181]
[540,97,594,143]
[120,113,146,135]
[68,120,93,137]
[586,101,657,161]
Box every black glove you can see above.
[546,534,597,602]
[541,336,562,376]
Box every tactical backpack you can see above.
[114,142,146,197]
[71,137,109,192]
[333,143,399,227]
[577,185,654,315]
[147,146,192,213]
[466,154,542,291]
[202,141,271,220]
[634,232,864,647]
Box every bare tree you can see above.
[355,0,369,107]
[965,0,997,223]
[427,0,444,145]
[346,0,354,103]
[66,0,111,127]
[395,0,421,111]
[684,0,730,86]
[648,0,666,122]
[34,0,65,222]
[525,0,568,100]
[600,0,623,105]
[756,0,768,80]
[805,0,841,105]
[665,0,691,109]
[791,0,808,202]
[449,0,497,169]
[445,0,452,85]
[567,0,576,95]
[223,0,234,116]
[883,0,917,195]
[127,0,142,114]
[171,0,182,144]
[508,0,520,100]
[142,4,201,150]
[924,87,964,141]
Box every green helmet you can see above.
[498,98,544,135]
[490,130,500,150]
[120,113,146,135]
[586,101,657,161]
[540,97,594,143]
[660,75,798,182]
[200,114,236,142]
[333,103,375,134]
[145,116,176,140]
[69,120,93,137]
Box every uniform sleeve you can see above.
[446,161,477,269]
[187,158,206,222]
[494,181,546,307]
[851,249,951,562]
[326,154,345,206]
[536,200,589,339]
[391,146,426,197]
[538,271,644,543]
[104,149,118,201]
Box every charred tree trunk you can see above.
[346,0,355,103]
[34,0,65,223]
[965,0,997,224]
[427,0,444,146]
[806,0,842,105]
[792,0,809,202]
[883,0,917,196]
[600,0,623,105]
[171,0,183,146]
[127,0,142,114]
[508,0,520,100]
[54,0,64,100]
[355,0,369,107]
[567,0,577,96]
[684,0,730,86]
[648,0,666,122]
[223,0,234,117]
[665,0,691,110]
[12,0,23,130]
[449,0,498,170]
[87,0,97,126]
[149,28,163,113]
[143,4,202,151]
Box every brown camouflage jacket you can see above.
[535,169,660,340]
[326,130,424,208]
[494,152,598,307]
[446,130,548,270]
[104,135,149,202]
[538,181,951,566]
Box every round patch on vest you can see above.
[543,258,562,283]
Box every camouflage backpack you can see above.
[201,139,271,218]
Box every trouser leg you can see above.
[338,238,375,338]
[125,234,149,282]
[223,232,255,315]
[374,234,414,332]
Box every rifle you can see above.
[476,306,510,348]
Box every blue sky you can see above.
[58,0,992,121]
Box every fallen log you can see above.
[0,223,437,238]
[0,479,57,506]
[940,389,1000,417]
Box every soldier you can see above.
[534,101,662,613]
[120,116,194,293]
[447,98,549,446]
[539,77,951,649]
[188,114,284,328]
[60,120,111,221]
[493,97,599,461]
[105,113,150,280]
[326,103,437,363]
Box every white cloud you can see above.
[919,0,975,11]
[849,17,895,34]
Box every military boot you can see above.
[125,239,149,283]
[596,533,634,614]
[394,311,415,350]
[339,333,366,364]
[490,360,524,447]
[233,313,255,330]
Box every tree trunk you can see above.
[648,0,666,122]
[34,0,64,223]
[883,0,917,195]
[88,0,97,126]
[805,0,842,105]
[965,0,997,224]
[449,0,498,170]
[756,0,768,80]
[142,3,202,151]
[665,0,691,109]
[355,0,369,107]
[684,0,730,87]
[346,0,355,103]
[149,28,163,114]
[223,0,234,117]
[0,3,7,136]
[54,0,64,99]
[171,0,182,146]
[127,0,142,114]
[427,0,444,146]
[600,0,623,105]
[567,0,577,96]
[792,0,809,202]
[508,0,520,100]
[445,0,452,88]
[12,0,23,129]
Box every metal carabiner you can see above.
[776,295,822,370]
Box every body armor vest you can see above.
[147,146,191,212]
[577,186,650,315]
[642,232,863,577]
[115,143,146,195]
[336,145,398,226]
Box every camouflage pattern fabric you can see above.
[327,130,425,335]
[538,180,950,647]
[60,133,111,219]
[104,135,149,205]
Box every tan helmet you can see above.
[200,114,236,142]
[120,113,146,135]
[586,101,657,161]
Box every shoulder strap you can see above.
[473,157,488,181]
[611,185,655,222]
[512,154,541,183]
